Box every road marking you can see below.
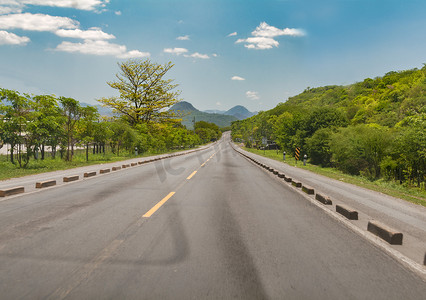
[143,149,218,218]
[186,171,197,180]
[143,192,175,218]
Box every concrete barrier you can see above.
[424,253,426,266]
[0,186,25,197]
[367,220,403,245]
[278,173,286,179]
[302,185,315,195]
[272,170,279,175]
[84,171,96,178]
[131,163,137,166]
[63,175,79,182]
[138,161,145,165]
[285,177,292,182]
[315,193,332,205]
[122,164,130,168]
[100,168,110,174]
[336,204,358,220]
[291,180,302,188]
[112,166,121,171]
[36,180,56,188]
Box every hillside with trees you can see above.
[0,59,221,169]
[170,101,238,129]
[232,66,426,188]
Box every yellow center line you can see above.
[186,170,197,180]
[142,149,219,218]
[142,192,175,218]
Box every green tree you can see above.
[98,59,181,126]
[60,97,82,161]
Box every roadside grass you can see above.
[0,148,195,181]
[243,147,426,207]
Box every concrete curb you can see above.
[84,171,96,178]
[100,168,110,174]
[291,180,302,188]
[336,204,358,220]
[36,180,56,188]
[367,220,403,245]
[302,185,315,195]
[0,186,25,197]
[131,163,137,166]
[63,175,79,183]
[112,166,121,171]
[315,193,332,205]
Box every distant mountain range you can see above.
[91,101,256,129]
[170,101,256,129]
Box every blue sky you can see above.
[0,0,425,112]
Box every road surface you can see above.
[0,133,425,299]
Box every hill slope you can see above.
[224,105,256,120]
[170,101,238,129]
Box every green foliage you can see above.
[98,59,181,126]
[194,121,222,143]
[232,66,426,189]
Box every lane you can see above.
[236,145,426,265]
[0,133,424,299]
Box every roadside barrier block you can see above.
[302,185,315,195]
[84,171,96,178]
[367,220,403,245]
[278,173,286,179]
[131,162,137,166]
[0,186,25,197]
[122,164,130,168]
[100,168,110,174]
[272,170,279,175]
[336,204,358,220]
[137,161,144,165]
[424,253,426,266]
[315,193,332,205]
[285,177,292,182]
[36,180,56,188]
[63,175,79,182]
[112,166,121,171]
[291,180,302,188]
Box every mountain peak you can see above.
[170,101,199,112]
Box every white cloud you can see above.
[185,52,209,59]
[236,36,278,50]
[176,35,189,41]
[55,28,114,40]
[55,39,150,58]
[115,10,121,16]
[0,0,109,11]
[246,91,259,100]
[0,30,29,45]
[236,22,305,50]
[0,13,78,31]
[164,47,188,55]
[231,76,245,81]
[252,22,305,38]
[227,32,237,37]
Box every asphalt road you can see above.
[0,133,425,299]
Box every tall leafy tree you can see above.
[60,97,81,161]
[98,59,181,126]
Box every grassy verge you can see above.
[0,147,196,181]
[243,147,426,207]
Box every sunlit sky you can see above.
[1,0,426,112]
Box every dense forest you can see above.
[0,59,222,168]
[232,66,426,188]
